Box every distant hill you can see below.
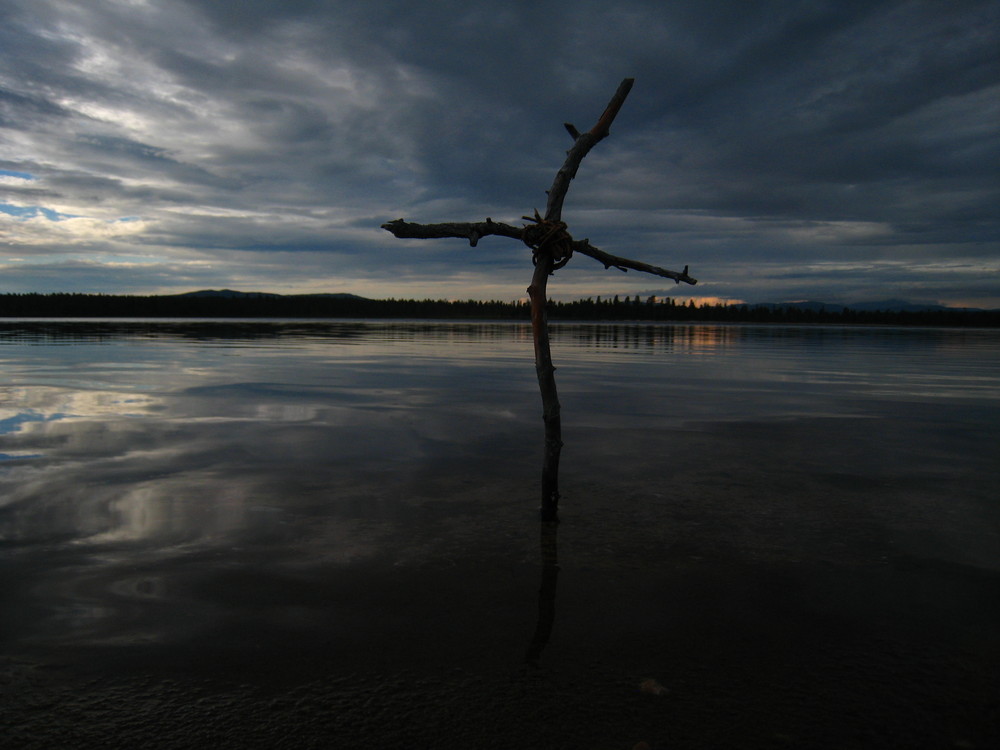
[172,289,369,301]
[172,289,280,299]
[844,299,954,313]
[750,299,976,313]
[749,301,841,313]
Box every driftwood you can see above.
[382,78,696,521]
[379,220,696,286]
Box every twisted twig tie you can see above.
[522,210,574,271]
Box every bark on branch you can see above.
[527,252,561,521]
[380,218,523,246]
[545,78,634,223]
[572,239,698,284]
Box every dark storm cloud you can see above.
[1,0,997,305]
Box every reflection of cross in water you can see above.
[524,520,559,666]
[382,79,697,522]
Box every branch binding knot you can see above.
[522,210,574,271]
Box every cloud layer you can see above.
[2,0,998,306]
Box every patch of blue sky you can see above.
[0,169,36,180]
[0,203,77,221]
[95,253,159,264]
[0,412,68,435]
[4,252,132,265]
[5,252,83,263]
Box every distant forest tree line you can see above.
[0,292,996,326]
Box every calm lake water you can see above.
[2,320,999,749]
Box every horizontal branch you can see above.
[381,218,523,247]
[381,218,695,285]
[572,239,697,285]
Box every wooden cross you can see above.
[382,78,697,522]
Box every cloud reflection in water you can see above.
[0,320,998,657]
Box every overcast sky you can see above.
[2,0,998,306]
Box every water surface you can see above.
[2,320,998,748]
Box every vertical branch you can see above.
[527,253,562,522]
[527,78,635,523]
[380,79,680,528]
